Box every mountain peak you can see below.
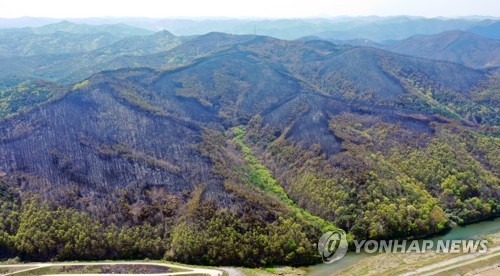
[51,20,75,26]
[154,29,175,38]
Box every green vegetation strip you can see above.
[232,126,337,232]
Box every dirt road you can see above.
[0,261,222,276]
[402,246,500,276]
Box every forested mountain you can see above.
[299,36,386,48]
[0,30,498,266]
[0,31,119,58]
[386,31,500,70]
[0,29,182,85]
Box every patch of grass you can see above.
[263,267,277,273]
[0,257,21,264]
[240,266,307,275]
[0,266,38,274]
[233,126,294,204]
[72,79,89,90]
[14,267,62,275]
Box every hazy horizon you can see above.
[1,15,499,21]
[1,0,499,19]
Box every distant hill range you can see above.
[468,20,500,39]
[0,20,153,37]
[303,30,499,71]
[0,16,498,40]
[386,30,500,70]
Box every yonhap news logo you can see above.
[318,230,490,264]
[318,229,348,263]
